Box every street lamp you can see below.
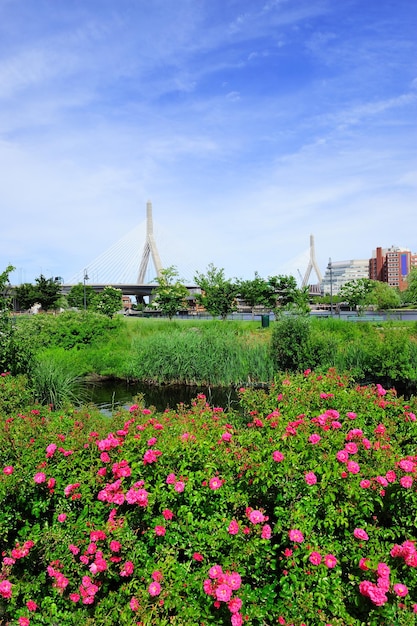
[83,269,89,311]
[327,258,333,316]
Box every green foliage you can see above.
[0,373,33,415]
[14,282,38,311]
[403,268,417,306]
[0,371,416,625]
[268,274,300,308]
[237,272,275,317]
[0,265,35,375]
[34,274,62,311]
[194,264,238,319]
[15,311,122,351]
[67,283,97,310]
[128,321,274,385]
[271,314,312,371]
[339,278,375,313]
[93,286,123,318]
[151,266,189,319]
[369,281,401,310]
[28,358,87,409]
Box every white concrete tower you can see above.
[137,201,163,283]
[302,234,322,287]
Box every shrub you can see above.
[0,370,416,624]
[271,314,311,372]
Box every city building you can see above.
[321,259,370,296]
[369,246,417,291]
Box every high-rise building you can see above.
[321,259,370,295]
[369,246,416,291]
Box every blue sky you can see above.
[1,0,416,286]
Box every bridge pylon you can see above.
[302,235,322,288]
[137,201,163,284]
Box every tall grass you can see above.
[28,359,88,409]
[127,322,274,385]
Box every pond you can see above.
[84,379,241,414]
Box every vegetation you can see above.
[94,286,123,318]
[5,313,417,395]
[150,266,189,319]
[194,264,239,320]
[15,275,62,312]
[403,268,417,306]
[0,266,34,376]
[0,370,416,625]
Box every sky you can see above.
[1,0,416,286]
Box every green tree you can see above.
[237,272,274,319]
[339,278,374,314]
[14,282,38,311]
[94,286,122,318]
[267,275,309,313]
[194,264,238,320]
[151,266,189,320]
[369,281,401,310]
[34,274,61,311]
[67,283,97,310]
[0,265,34,374]
[403,268,417,306]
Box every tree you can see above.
[403,268,417,306]
[14,282,38,311]
[151,266,189,320]
[67,283,97,310]
[194,264,238,320]
[237,272,274,319]
[94,286,122,318]
[0,265,34,374]
[339,278,374,314]
[369,281,401,310]
[267,275,309,313]
[34,274,62,311]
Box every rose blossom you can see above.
[304,471,317,485]
[148,581,161,596]
[400,476,413,488]
[309,551,322,565]
[324,554,337,568]
[288,529,304,543]
[209,477,223,490]
[228,520,239,535]
[346,461,360,474]
[393,583,409,598]
[248,509,265,524]
[353,528,369,541]
[261,524,272,539]
[33,472,46,484]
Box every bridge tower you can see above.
[137,201,163,283]
[302,234,322,288]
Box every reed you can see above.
[128,323,273,385]
[28,358,88,409]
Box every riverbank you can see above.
[13,312,417,402]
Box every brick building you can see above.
[369,246,417,291]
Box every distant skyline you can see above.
[1,0,416,285]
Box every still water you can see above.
[85,379,241,413]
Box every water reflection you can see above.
[85,380,240,413]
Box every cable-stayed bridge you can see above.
[63,201,199,300]
[62,202,322,299]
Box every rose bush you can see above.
[0,369,416,625]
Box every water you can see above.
[84,379,241,413]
